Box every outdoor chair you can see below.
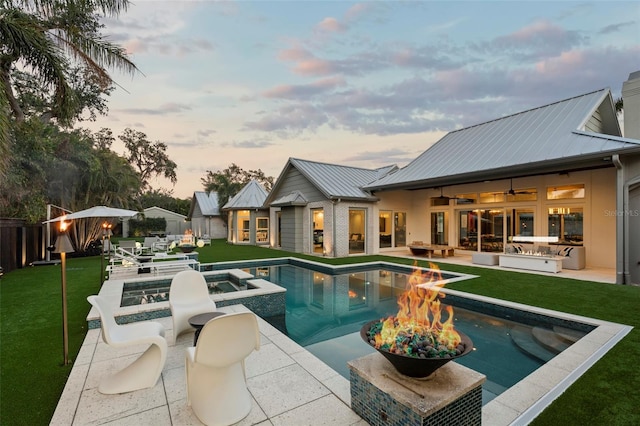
[185,312,260,426]
[118,239,141,256]
[87,295,167,394]
[169,269,217,345]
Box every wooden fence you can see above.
[0,218,45,274]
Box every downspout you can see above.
[612,154,626,284]
[332,199,339,257]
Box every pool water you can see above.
[121,278,239,306]
[240,263,591,405]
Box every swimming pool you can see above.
[205,259,594,405]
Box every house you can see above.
[140,206,189,236]
[223,179,269,245]
[188,191,226,239]
[261,72,640,284]
[263,158,397,256]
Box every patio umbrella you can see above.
[44,205,141,281]
[44,205,139,222]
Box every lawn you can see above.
[1,239,639,425]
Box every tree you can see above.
[201,163,274,207]
[119,128,177,193]
[0,0,139,178]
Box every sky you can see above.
[85,1,640,199]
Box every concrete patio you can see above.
[51,303,366,425]
[50,252,625,425]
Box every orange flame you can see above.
[59,216,68,232]
[374,262,461,352]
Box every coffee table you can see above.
[188,312,226,345]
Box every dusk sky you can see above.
[86,1,640,199]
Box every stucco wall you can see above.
[374,168,619,269]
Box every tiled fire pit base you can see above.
[349,352,485,426]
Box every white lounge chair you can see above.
[185,312,260,425]
[87,295,167,394]
[169,269,217,345]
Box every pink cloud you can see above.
[510,19,565,42]
[345,3,372,22]
[316,17,346,33]
[535,50,587,75]
[278,44,312,61]
[294,58,334,76]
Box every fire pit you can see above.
[361,320,473,378]
[360,262,474,378]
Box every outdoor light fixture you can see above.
[53,218,75,365]
[101,222,113,284]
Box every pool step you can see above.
[531,327,572,354]
[511,325,577,362]
[509,326,556,362]
[553,326,584,345]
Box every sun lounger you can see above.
[107,250,199,278]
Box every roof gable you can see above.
[143,206,187,219]
[189,191,220,217]
[223,180,269,210]
[265,158,394,205]
[365,88,636,190]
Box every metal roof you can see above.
[285,158,396,200]
[271,190,308,207]
[365,88,640,191]
[189,191,220,217]
[222,180,269,210]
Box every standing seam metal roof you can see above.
[288,158,396,200]
[365,89,637,190]
[222,180,269,210]
[190,191,220,216]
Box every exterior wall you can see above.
[587,168,616,268]
[331,201,376,257]
[375,168,619,270]
[191,216,226,239]
[280,207,304,252]
[190,202,226,239]
[374,191,414,253]
[143,207,189,235]
[273,168,326,202]
[620,153,640,284]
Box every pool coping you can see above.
[87,258,632,425]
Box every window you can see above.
[379,211,392,248]
[394,212,406,247]
[237,210,250,242]
[479,192,505,203]
[548,207,583,244]
[458,210,477,250]
[256,217,269,243]
[430,212,448,245]
[480,209,504,252]
[547,184,585,200]
[312,209,324,253]
[514,209,534,237]
[349,209,366,254]
[455,193,477,204]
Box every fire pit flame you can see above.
[361,262,473,377]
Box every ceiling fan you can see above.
[433,187,468,203]
[505,178,535,195]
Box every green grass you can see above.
[1,239,639,425]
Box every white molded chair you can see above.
[186,312,260,426]
[87,295,167,394]
[169,269,217,345]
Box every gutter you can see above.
[612,154,626,284]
